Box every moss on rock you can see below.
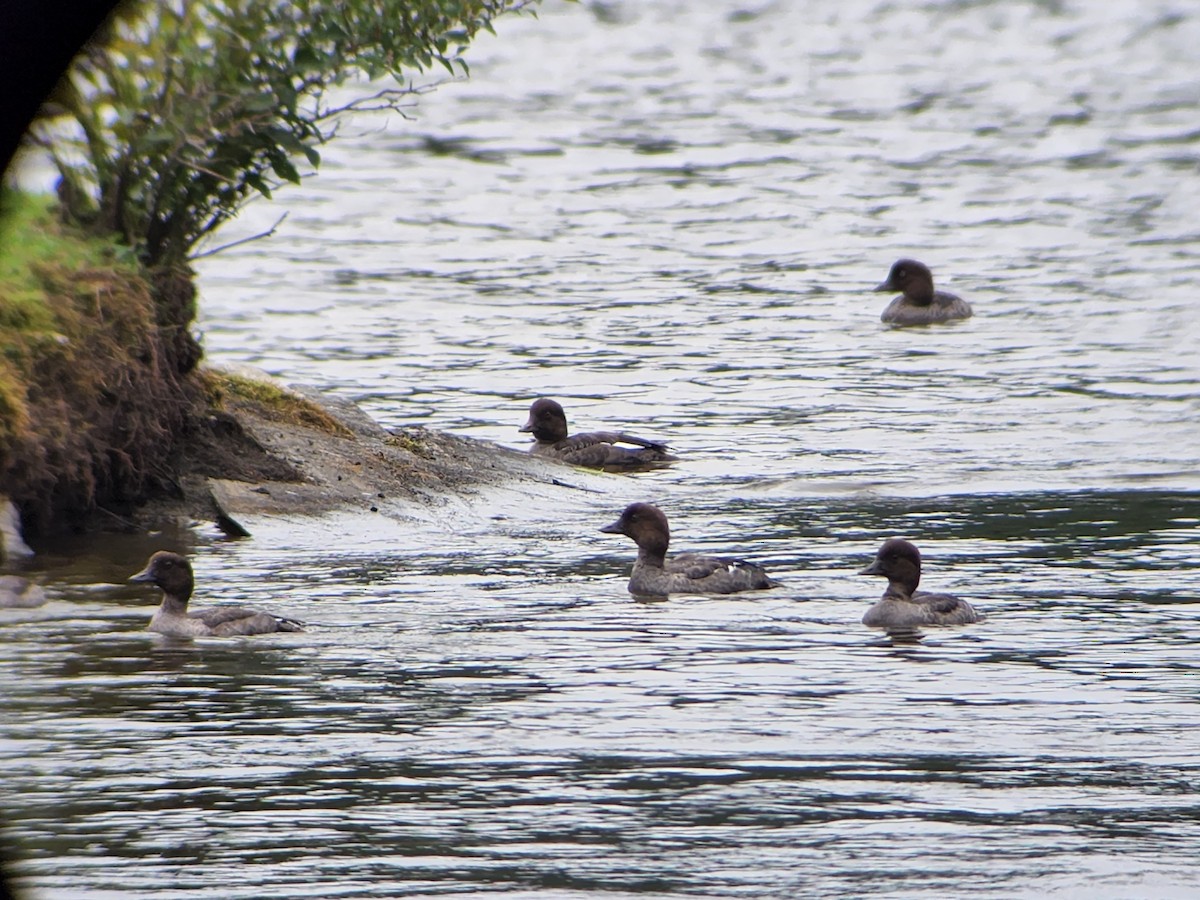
[201,370,354,439]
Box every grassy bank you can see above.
[0,190,198,534]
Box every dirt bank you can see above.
[0,192,201,536]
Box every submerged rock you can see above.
[0,575,46,608]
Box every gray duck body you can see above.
[859,538,982,632]
[130,551,304,638]
[875,259,973,326]
[601,503,778,598]
[521,398,677,470]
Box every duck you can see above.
[873,259,973,325]
[129,551,304,638]
[519,398,678,470]
[858,538,982,632]
[0,575,47,608]
[599,502,778,598]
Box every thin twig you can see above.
[188,211,289,260]
[93,505,139,530]
[315,80,449,121]
[182,160,242,184]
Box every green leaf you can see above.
[245,173,273,199]
[270,155,301,184]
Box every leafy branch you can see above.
[28,0,540,271]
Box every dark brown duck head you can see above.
[129,550,195,604]
[600,502,671,558]
[858,538,922,596]
[520,398,570,443]
[874,259,936,305]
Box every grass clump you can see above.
[386,432,431,457]
[0,190,133,331]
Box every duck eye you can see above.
[896,268,906,279]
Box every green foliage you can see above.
[28,0,538,270]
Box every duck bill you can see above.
[598,520,624,535]
[858,560,884,576]
[872,280,894,293]
[129,566,155,583]
[518,419,534,433]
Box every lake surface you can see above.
[4,1,1200,896]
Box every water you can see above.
[4,1,1200,896]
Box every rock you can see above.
[0,498,34,561]
[183,371,614,536]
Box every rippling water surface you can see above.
[5,1,1200,897]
